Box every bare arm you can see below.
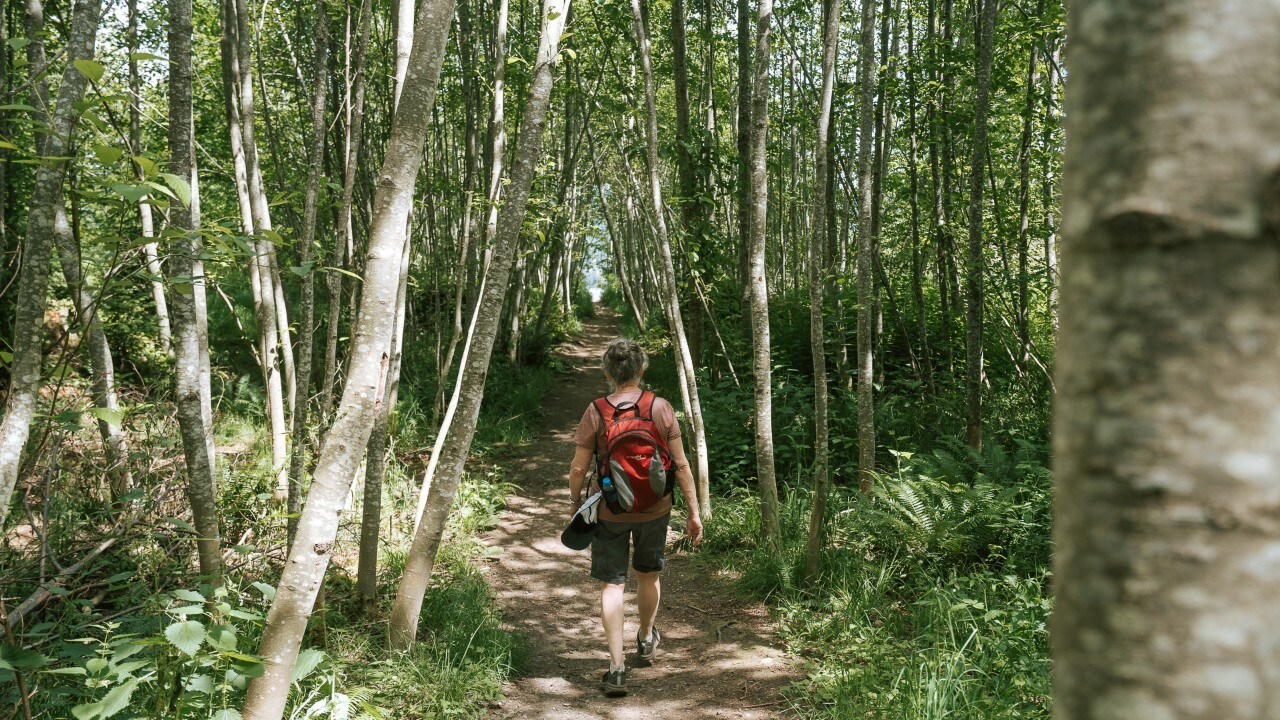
[666,436,703,546]
[567,444,594,516]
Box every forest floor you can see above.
[479,309,803,720]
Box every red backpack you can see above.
[592,391,675,514]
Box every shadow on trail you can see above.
[481,310,800,720]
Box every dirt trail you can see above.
[482,310,802,720]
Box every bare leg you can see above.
[601,581,626,668]
[637,570,661,640]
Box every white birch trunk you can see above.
[747,0,780,547]
[390,0,572,649]
[1054,2,1280,718]
[629,0,711,518]
[168,0,222,582]
[240,0,455,714]
[0,0,105,529]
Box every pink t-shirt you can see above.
[574,390,683,522]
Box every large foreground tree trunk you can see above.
[1053,2,1280,718]
[168,0,222,583]
[0,0,105,529]
[389,0,572,650]
[747,0,780,550]
[240,1,456,715]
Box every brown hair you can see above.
[602,338,648,388]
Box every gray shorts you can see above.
[590,514,671,585]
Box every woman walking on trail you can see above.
[567,339,704,697]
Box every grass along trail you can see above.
[481,310,801,719]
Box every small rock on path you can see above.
[481,310,802,720]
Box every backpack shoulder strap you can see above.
[592,396,613,424]
[637,391,657,421]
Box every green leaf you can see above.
[213,709,243,720]
[7,37,30,51]
[129,52,168,62]
[73,59,106,83]
[0,644,49,671]
[320,266,363,282]
[224,608,263,621]
[229,657,265,678]
[169,604,204,616]
[0,140,18,150]
[171,589,204,603]
[159,173,191,206]
[185,673,215,693]
[251,582,275,600]
[71,702,101,720]
[0,103,36,112]
[207,625,237,652]
[98,678,139,718]
[165,517,196,533]
[292,648,325,682]
[164,620,206,656]
[86,407,123,426]
[111,660,149,676]
[92,144,123,165]
[109,184,150,204]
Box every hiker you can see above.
[567,338,704,697]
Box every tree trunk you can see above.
[55,212,132,497]
[287,0,329,548]
[1043,40,1060,330]
[389,0,571,649]
[735,0,752,302]
[223,0,289,496]
[588,128,645,330]
[1054,2,1280,717]
[1014,2,1041,373]
[804,0,840,584]
[240,0,456,714]
[321,0,372,421]
[746,0,780,548]
[128,0,171,357]
[483,0,510,250]
[356,236,409,608]
[630,0,711,519]
[964,0,997,451]
[168,0,222,583]
[22,0,132,499]
[855,0,877,492]
[0,0,105,530]
[906,4,932,390]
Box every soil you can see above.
[481,310,804,720]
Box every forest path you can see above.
[481,308,803,720]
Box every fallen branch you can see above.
[3,534,121,630]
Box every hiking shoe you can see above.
[601,667,628,697]
[637,626,660,662]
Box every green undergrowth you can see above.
[322,473,526,720]
[1,349,562,718]
[700,441,1053,720]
